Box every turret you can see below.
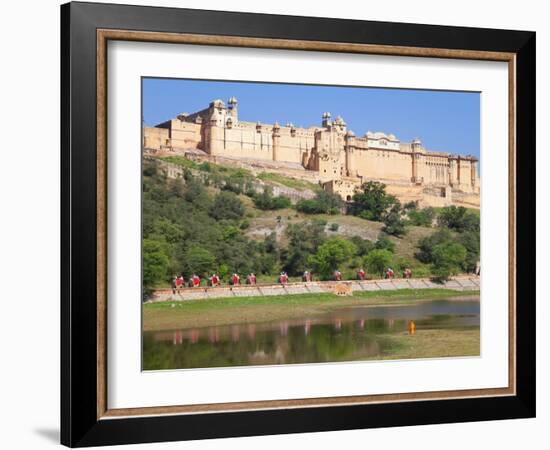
[333,115,347,133]
[205,99,226,155]
[227,96,238,121]
[411,138,423,183]
[272,122,281,161]
[411,137,423,152]
[345,130,356,177]
[322,112,332,128]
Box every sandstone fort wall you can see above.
[143,97,480,203]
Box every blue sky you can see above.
[143,78,480,158]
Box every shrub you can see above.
[363,249,393,277]
[382,204,407,236]
[407,207,435,227]
[183,245,217,278]
[295,199,321,214]
[438,206,480,232]
[348,181,399,221]
[374,235,395,253]
[416,228,454,263]
[253,187,291,210]
[308,237,357,279]
[430,241,467,281]
[142,239,169,288]
[296,191,343,214]
[350,236,375,256]
[282,221,327,276]
[209,191,245,220]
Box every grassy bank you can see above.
[374,328,480,360]
[143,288,479,331]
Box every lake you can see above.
[142,298,480,370]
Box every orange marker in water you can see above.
[409,320,415,335]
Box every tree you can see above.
[282,220,326,275]
[253,187,292,210]
[209,191,245,220]
[374,235,395,253]
[184,245,217,277]
[271,195,292,209]
[142,239,169,288]
[430,241,467,281]
[363,249,393,277]
[253,187,274,210]
[314,190,344,214]
[295,191,343,214]
[350,236,375,256]
[308,237,357,279]
[438,206,480,233]
[407,207,435,227]
[349,181,398,221]
[295,199,322,214]
[416,228,454,263]
[183,176,210,206]
[458,230,480,272]
[383,204,407,236]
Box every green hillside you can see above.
[143,157,480,289]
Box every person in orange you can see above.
[357,268,366,281]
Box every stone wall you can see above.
[146,275,481,303]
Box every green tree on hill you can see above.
[430,241,467,281]
[374,235,396,253]
[308,237,357,279]
[296,190,343,214]
[382,203,407,236]
[253,187,292,210]
[363,249,393,277]
[458,230,480,272]
[416,228,454,263]
[282,220,326,275]
[209,191,245,220]
[183,245,217,278]
[407,207,435,227]
[438,206,479,232]
[349,181,398,221]
[350,236,375,256]
[143,239,169,287]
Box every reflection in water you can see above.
[143,299,480,370]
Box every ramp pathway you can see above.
[146,276,480,303]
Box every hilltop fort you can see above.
[143,97,480,208]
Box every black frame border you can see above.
[61,1,535,447]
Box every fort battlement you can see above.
[144,97,480,207]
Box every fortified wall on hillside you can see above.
[143,97,480,205]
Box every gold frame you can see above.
[96,29,516,420]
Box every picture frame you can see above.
[60,1,535,447]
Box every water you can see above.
[143,298,480,370]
